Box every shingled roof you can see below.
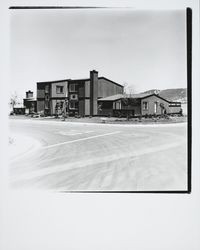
[98,93,159,101]
[98,94,124,101]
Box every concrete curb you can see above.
[10,117,187,128]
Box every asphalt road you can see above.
[9,118,187,191]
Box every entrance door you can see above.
[154,102,158,114]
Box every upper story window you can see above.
[69,83,78,92]
[45,85,49,93]
[143,101,148,110]
[56,85,64,94]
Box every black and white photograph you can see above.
[1,1,200,250]
[8,6,191,192]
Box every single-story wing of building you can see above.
[23,90,37,114]
[97,93,182,117]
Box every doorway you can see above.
[154,102,158,114]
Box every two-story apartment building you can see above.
[37,70,124,116]
[37,79,68,116]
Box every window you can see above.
[69,84,78,92]
[143,101,148,110]
[69,101,78,109]
[45,101,49,109]
[45,85,49,93]
[56,86,64,94]
[115,100,121,110]
[154,102,158,113]
[55,101,64,110]
[70,94,78,100]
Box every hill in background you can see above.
[141,88,187,103]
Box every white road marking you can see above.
[69,131,95,136]
[69,133,83,135]
[56,130,94,136]
[43,131,121,149]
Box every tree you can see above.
[62,99,69,120]
[123,82,135,95]
[9,92,19,112]
[123,82,128,94]
[122,83,135,120]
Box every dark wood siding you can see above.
[97,78,123,99]
[78,100,85,116]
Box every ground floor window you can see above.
[142,101,148,110]
[55,101,64,115]
[69,101,78,109]
[55,101,64,109]
[114,100,121,110]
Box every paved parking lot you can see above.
[9,118,187,191]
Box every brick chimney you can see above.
[26,90,33,99]
[90,70,98,115]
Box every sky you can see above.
[9,8,187,100]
